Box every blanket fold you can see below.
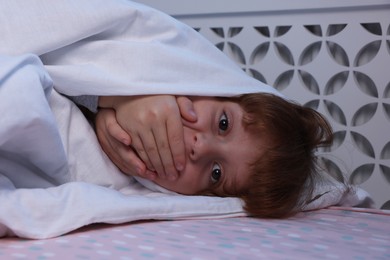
[0,0,373,239]
[1,0,280,98]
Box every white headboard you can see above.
[136,0,390,209]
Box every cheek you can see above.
[152,166,204,195]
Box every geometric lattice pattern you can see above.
[177,8,390,209]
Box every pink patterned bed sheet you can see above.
[1,207,389,259]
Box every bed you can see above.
[1,0,389,258]
[1,207,389,259]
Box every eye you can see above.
[218,112,229,133]
[211,164,222,184]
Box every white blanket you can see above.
[0,0,373,239]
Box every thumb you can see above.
[176,96,197,122]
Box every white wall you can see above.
[135,0,390,15]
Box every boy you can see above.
[92,93,333,218]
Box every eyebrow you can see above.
[200,175,226,197]
[224,168,239,195]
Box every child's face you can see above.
[152,97,263,196]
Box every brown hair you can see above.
[232,93,333,218]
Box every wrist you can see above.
[98,96,110,108]
[98,96,121,109]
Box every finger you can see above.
[96,108,131,145]
[106,116,131,146]
[96,124,130,174]
[144,169,159,181]
[152,123,179,180]
[120,147,157,180]
[103,134,150,178]
[165,114,186,174]
[131,131,162,174]
[96,110,147,177]
[139,129,169,179]
[177,96,197,122]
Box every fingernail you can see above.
[168,173,177,181]
[176,163,184,171]
[189,109,197,119]
[136,167,143,175]
[148,172,157,180]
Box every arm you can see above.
[97,95,197,180]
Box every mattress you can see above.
[1,207,389,259]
